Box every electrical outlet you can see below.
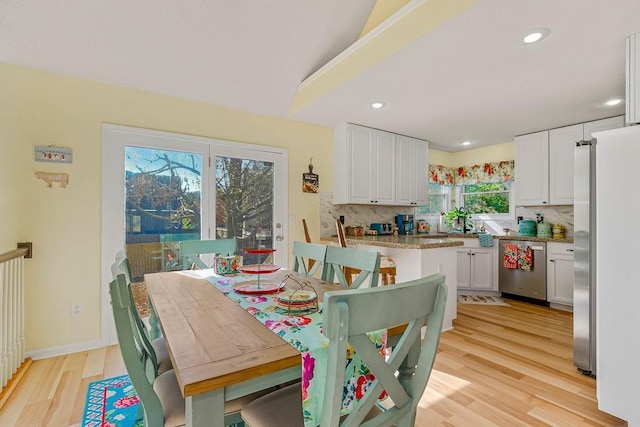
[71,302,83,318]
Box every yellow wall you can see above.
[429,141,514,167]
[0,61,516,354]
[0,63,333,353]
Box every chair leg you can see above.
[381,273,388,286]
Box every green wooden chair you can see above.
[180,238,237,270]
[110,274,266,427]
[321,245,381,288]
[240,273,448,427]
[111,257,172,377]
[292,241,327,277]
[110,273,181,426]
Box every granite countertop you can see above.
[320,232,573,249]
[320,235,465,249]
[441,232,574,244]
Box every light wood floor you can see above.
[0,299,626,426]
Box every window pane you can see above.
[215,156,274,263]
[462,182,510,214]
[418,183,448,214]
[124,146,202,277]
[464,182,507,193]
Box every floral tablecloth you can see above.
[206,273,386,427]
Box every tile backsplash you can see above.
[318,191,574,237]
[319,192,410,236]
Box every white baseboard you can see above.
[26,339,104,360]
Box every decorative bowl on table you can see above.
[276,288,318,314]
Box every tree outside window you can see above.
[461,182,511,214]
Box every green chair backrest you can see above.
[321,245,381,288]
[111,258,159,379]
[320,273,447,427]
[180,239,237,269]
[292,241,327,277]
[113,250,133,283]
[109,274,165,426]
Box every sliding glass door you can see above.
[102,124,287,344]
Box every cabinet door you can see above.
[456,249,471,289]
[410,138,428,206]
[547,256,574,305]
[470,248,494,290]
[346,125,375,204]
[373,130,396,204]
[549,124,582,205]
[515,130,549,206]
[395,135,412,205]
[547,243,574,306]
[396,135,428,206]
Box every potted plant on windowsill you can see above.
[444,207,473,233]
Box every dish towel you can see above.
[478,232,493,247]
[517,245,533,271]
[503,244,518,269]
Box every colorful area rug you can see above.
[82,374,142,427]
[458,295,510,306]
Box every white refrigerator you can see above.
[593,125,640,425]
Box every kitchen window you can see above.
[457,181,513,217]
[417,183,451,215]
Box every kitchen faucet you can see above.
[459,207,469,234]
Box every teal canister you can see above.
[518,218,537,236]
[537,222,552,237]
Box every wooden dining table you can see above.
[144,268,344,427]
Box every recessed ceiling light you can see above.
[371,102,386,109]
[522,28,551,44]
[602,97,624,107]
[461,141,472,146]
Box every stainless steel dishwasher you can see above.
[498,240,547,303]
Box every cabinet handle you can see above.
[550,259,555,262]
[566,249,574,252]
[543,201,548,204]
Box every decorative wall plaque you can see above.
[302,157,319,193]
[35,145,73,164]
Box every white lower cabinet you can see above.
[456,243,496,291]
[546,242,574,307]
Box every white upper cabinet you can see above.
[515,130,549,206]
[395,135,428,206]
[334,123,428,205]
[372,130,396,205]
[515,116,623,207]
[549,124,582,205]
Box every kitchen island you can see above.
[320,234,463,330]
[319,232,574,331]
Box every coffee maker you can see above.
[396,214,414,234]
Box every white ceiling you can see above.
[2,0,639,151]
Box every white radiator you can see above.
[0,251,26,393]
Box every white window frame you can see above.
[101,124,288,345]
[454,182,515,221]
[416,183,452,219]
